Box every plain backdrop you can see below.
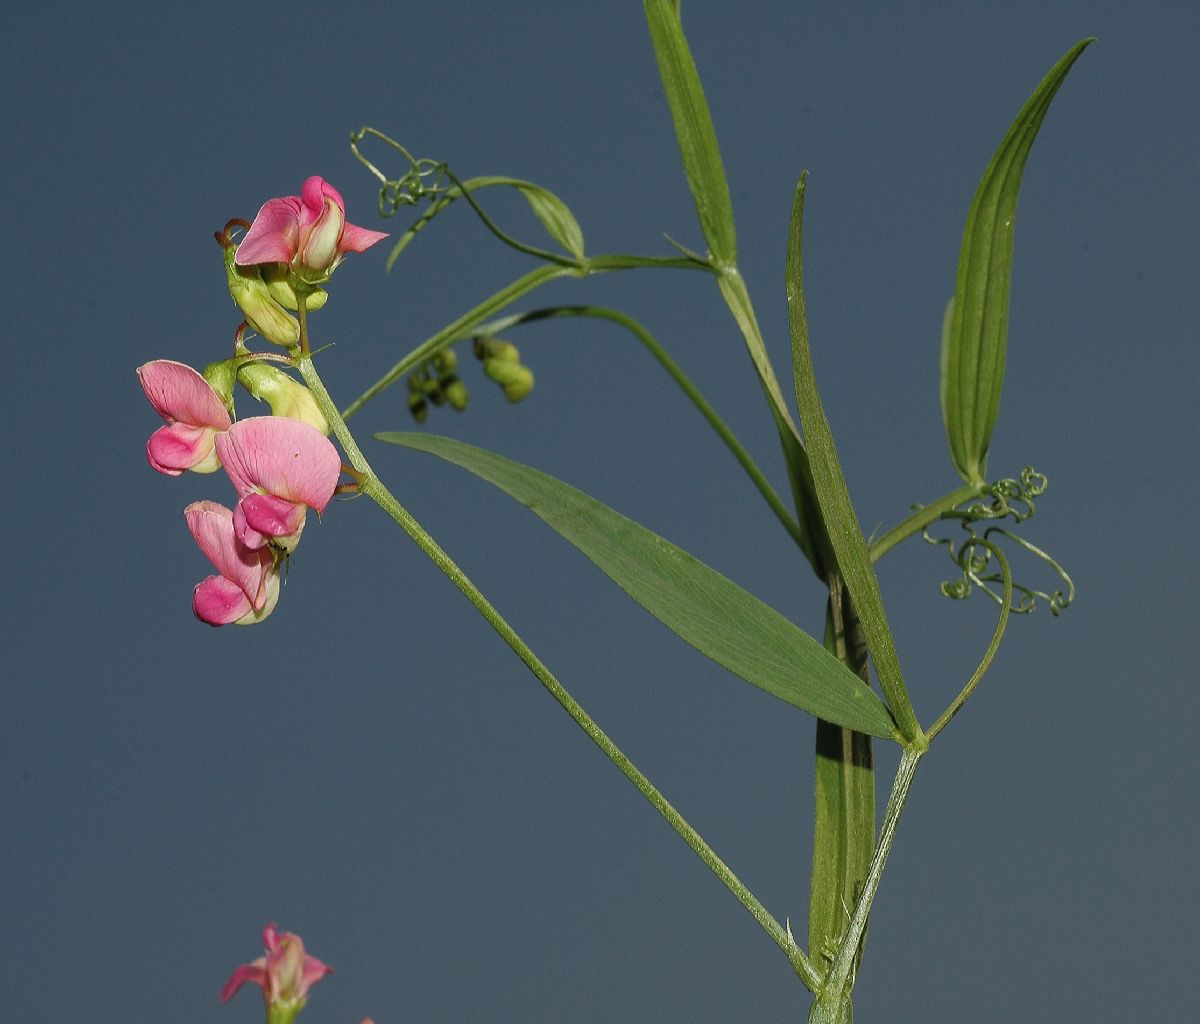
[2,2,1196,1021]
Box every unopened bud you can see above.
[475,337,520,364]
[201,358,239,412]
[261,263,329,313]
[238,363,330,434]
[407,392,428,423]
[502,365,534,403]
[444,377,469,410]
[483,358,534,402]
[223,246,299,347]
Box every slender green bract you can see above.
[941,38,1093,484]
[644,0,736,266]
[786,176,922,743]
[377,431,901,740]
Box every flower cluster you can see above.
[138,177,386,625]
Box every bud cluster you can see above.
[474,336,534,403]
[406,349,469,423]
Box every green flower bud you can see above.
[501,365,534,403]
[475,337,521,364]
[260,263,330,313]
[483,358,524,387]
[238,363,330,434]
[223,246,299,348]
[444,377,469,410]
[201,357,239,412]
[433,348,458,374]
[407,392,428,423]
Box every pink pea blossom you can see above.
[215,416,342,552]
[221,923,332,1013]
[185,501,279,626]
[235,176,388,278]
[138,360,232,475]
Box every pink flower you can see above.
[214,416,342,553]
[221,924,332,1014]
[138,360,232,475]
[186,501,280,626]
[235,176,388,278]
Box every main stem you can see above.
[815,746,922,1021]
[295,340,821,991]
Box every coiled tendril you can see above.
[350,127,451,216]
[920,467,1074,616]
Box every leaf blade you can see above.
[943,39,1093,483]
[786,175,920,742]
[378,431,900,740]
[644,0,737,265]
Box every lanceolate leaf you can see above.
[942,39,1093,483]
[644,0,737,266]
[377,432,900,740]
[786,175,920,742]
[506,178,586,260]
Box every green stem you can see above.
[821,746,922,1004]
[469,304,808,551]
[296,332,820,992]
[926,540,1012,741]
[867,482,984,562]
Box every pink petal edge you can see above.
[220,961,269,1003]
[137,360,231,430]
[235,196,303,266]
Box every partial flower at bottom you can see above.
[185,501,279,626]
[221,923,332,1018]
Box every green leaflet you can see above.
[787,175,921,743]
[377,432,901,740]
[643,0,827,575]
[942,39,1093,484]
[386,175,585,271]
[644,0,736,266]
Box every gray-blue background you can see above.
[3,2,1196,1021]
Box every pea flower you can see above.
[138,360,232,475]
[214,416,342,553]
[221,923,332,1022]
[235,176,388,280]
[186,501,279,626]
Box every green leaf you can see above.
[942,39,1093,484]
[377,431,901,740]
[644,0,736,265]
[508,178,586,261]
[786,175,920,743]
